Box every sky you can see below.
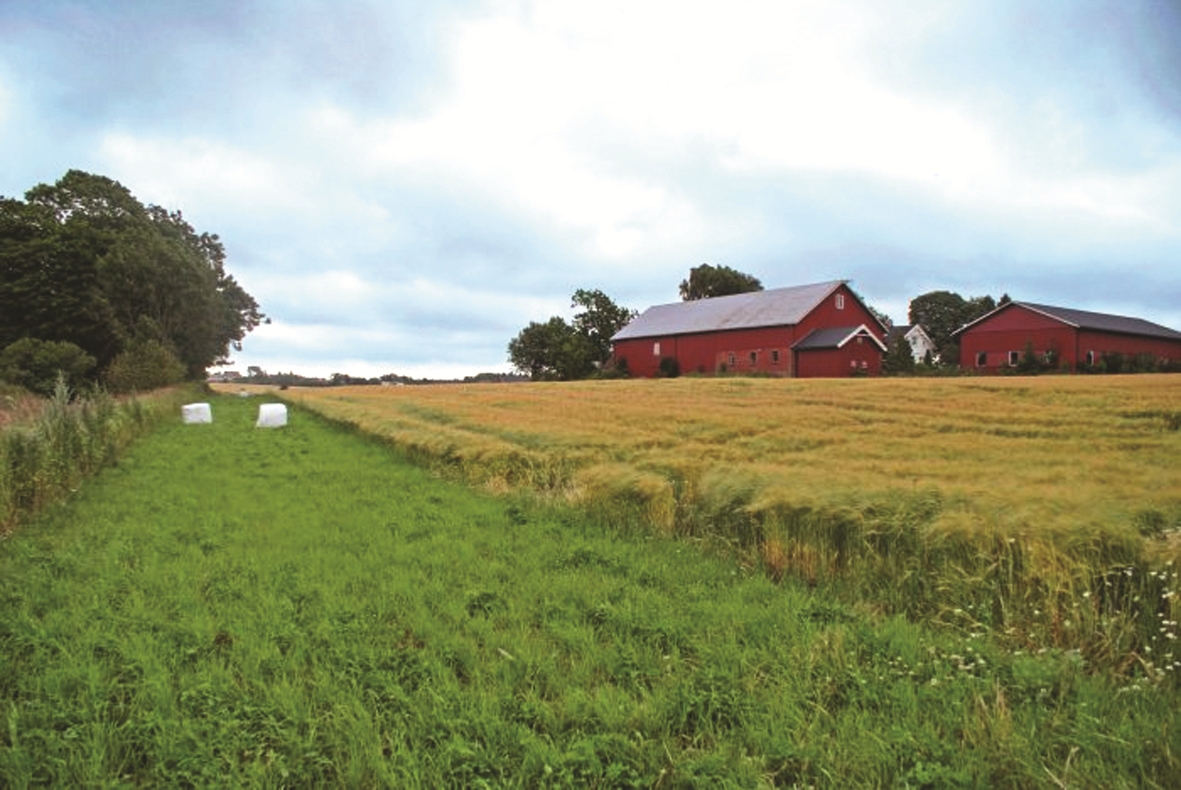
[2,0,1180,379]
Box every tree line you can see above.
[0,170,264,395]
[509,264,1012,380]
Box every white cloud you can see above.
[7,0,1181,378]
[100,134,295,212]
[0,76,10,128]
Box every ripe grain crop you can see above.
[272,375,1181,676]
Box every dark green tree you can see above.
[509,289,634,381]
[508,317,587,381]
[0,170,264,386]
[0,197,122,367]
[908,291,966,364]
[679,264,763,301]
[571,288,637,365]
[881,332,917,375]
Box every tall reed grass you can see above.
[270,376,1181,680]
[0,378,180,533]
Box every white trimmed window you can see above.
[976,351,987,367]
[653,342,661,356]
[835,293,845,310]
[1008,350,1020,367]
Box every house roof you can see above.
[793,325,888,352]
[955,301,1181,341]
[611,280,846,341]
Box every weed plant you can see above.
[274,377,1181,680]
[0,379,179,534]
[2,393,1178,786]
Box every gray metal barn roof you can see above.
[612,280,845,341]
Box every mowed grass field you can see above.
[2,388,1179,787]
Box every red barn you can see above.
[955,301,1181,373]
[610,280,888,378]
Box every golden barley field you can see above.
[260,375,1179,540]
[227,375,1181,665]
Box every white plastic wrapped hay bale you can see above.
[256,403,287,428]
[182,403,212,424]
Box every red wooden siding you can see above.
[959,326,1077,371]
[613,327,797,377]
[1075,331,1181,366]
[958,304,1181,372]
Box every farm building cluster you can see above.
[609,280,1181,378]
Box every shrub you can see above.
[657,357,681,378]
[0,338,96,396]
[103,340,187,393]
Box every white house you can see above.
[889,324,938,363]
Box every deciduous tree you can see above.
[908,290,997,366]
[679,264,763,301]
[571,288,637,364]
[508,289,635,380]
[0,170,264,387]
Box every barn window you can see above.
[749,351,758,365]
[1086,350,1095,366]
[1008,351,1020,366]
[771,349,780,364]
[976,351,987,367]
[728,352,736,368]
[653,342,661,356]
[835,293,845,310]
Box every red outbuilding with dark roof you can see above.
[610,280,887,378]
[954,301,1181,373]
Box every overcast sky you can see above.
[3,0,1180,378]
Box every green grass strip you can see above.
[0,393,1177,787]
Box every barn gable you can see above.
[793,325,887,378]
[794,325,888,352]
